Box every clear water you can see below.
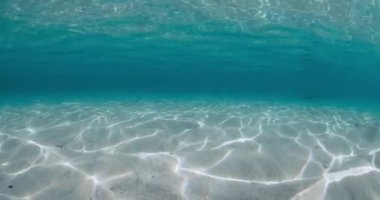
[1,1,380,200]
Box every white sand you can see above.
[0,101,379,200]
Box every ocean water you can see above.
[1,1,380,200]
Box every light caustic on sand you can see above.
[0,101,380,200]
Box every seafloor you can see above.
[0,100,380,200]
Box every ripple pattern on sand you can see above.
[0,101,379,200]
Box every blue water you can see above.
[1,0,380,105]
[1,1,380,200]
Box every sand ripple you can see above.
[0,101,379,200]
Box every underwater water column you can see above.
[1,0,380,199]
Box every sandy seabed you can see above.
[0,100,380,200]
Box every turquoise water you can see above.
[1,1,380,200]
[1,0,380,103]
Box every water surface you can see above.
[1,0,380,199]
